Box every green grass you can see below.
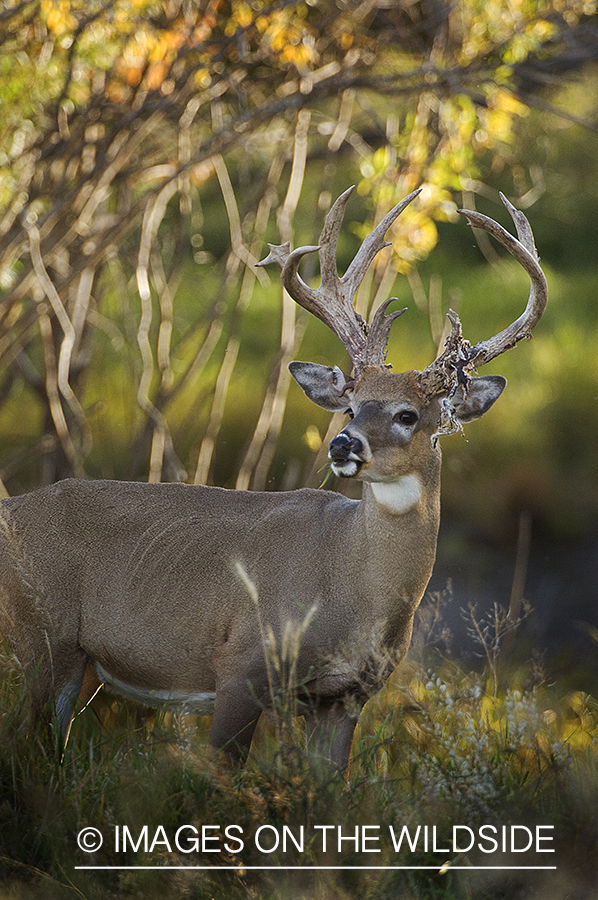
[1,613,598,900]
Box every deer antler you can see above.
[257,186,421,373]
[418,193,548,396]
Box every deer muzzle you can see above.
[329,432,364,478]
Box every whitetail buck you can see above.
[0,187,547,771]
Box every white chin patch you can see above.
[331,459,361,478]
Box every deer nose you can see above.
[329,432,363,460]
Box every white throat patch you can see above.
[370,474,422,515]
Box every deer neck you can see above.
[356,462,441,624]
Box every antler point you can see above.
[256,242,292,268]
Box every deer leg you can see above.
[304,699,363,773]
[208,682,263,767]
[0,570,88,742]
[27,651,88,742]
[54,665,89,737]
[13,626,89,743]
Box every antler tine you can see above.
[256,242,321,309]
[363,297,408,367]
[257,187,421,373]
[419,195,548,396]
[318,185,356,292]
[342,188,422,300]
[281,244,368,363]
[458,194,548,370]
[257,189,367,365]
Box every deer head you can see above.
[259,187,548,489]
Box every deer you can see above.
[0,186,547,772]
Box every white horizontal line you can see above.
[75,865,558,871]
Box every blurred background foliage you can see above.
[0,0,597,662]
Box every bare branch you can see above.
[26,222,90,462]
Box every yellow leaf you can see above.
[303,425,322,452]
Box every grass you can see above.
[1,599,598,900]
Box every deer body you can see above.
[0,187,547,771]
[0,375,442,767]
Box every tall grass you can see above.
[1,598,598,900]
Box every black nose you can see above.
[329,432,362,460]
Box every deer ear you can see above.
[289,361,353,412]
[449,375,506,423]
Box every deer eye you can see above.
[393,410,418,427]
